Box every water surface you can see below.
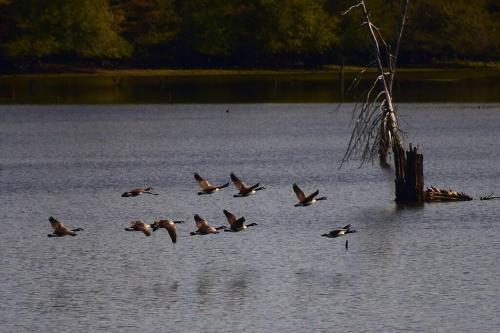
[1,69,500,104]
[0,104,499,332]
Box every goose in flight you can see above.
[121,187,158,197]
[190,214,225,235]
[47,216,83,237]
[230,172,265,197]
[124,220,153,236]
[222,209,258,232]
[151,219,184,243]
[321,224,357,238]
[194,173,229,195]
[293,183,327,206]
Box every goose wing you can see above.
[163,222,177,243]
[49,216,65,231]
[293,184,306,202]
[156,219,172,228]
[303,190,319,203]
[194,173,215,191]
[140,223,152,236]
[133,221,151,236]
[223,209,237,226]
[49,216,75,235]
[155,219,177,243]
[231,173,248,192]
[194,214,209,230]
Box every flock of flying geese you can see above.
[47,172,357,246]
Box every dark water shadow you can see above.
[2,70,500,104]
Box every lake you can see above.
[0,103,499,332]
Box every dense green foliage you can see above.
[0,0,499,69]
[2,0,131,60]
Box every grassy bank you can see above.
[1,67,366,78]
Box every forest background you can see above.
[0,0,499,72]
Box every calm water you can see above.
[0,104,499,332]
[1,69,500,104]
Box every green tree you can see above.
[112,0,179,57]
[5,0,132,60]
[2,0,500,68]
[0,0,14,64]
[265,0,339,57]
[176,0,338,66]
[404,0,495,62]
[176,0,237,58]
[328,0,406,64]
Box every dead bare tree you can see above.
[341,0,409,168]
[340,0,424,203]
[341,0,473,203]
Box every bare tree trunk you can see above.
[345,1,424,203]
[376,0,409,167]
[359,1,401,147]
[343,0,472,204]
[378,119,390,167]
[340,1,405,168]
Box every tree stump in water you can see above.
[393,144,473,203]
[393,143,424,203]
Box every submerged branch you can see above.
[480,193,500,200]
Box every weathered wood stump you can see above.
[393,143,424,203]
[393,144,473,203]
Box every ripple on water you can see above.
[0,104,499,332]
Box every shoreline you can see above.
[2,62,500,78]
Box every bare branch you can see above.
[370,23,389,53]
[340,1,408,167]
[347,60,376,93]
[389,0,410,94]
[342,2,363,16]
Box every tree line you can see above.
[0,0,499,70]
